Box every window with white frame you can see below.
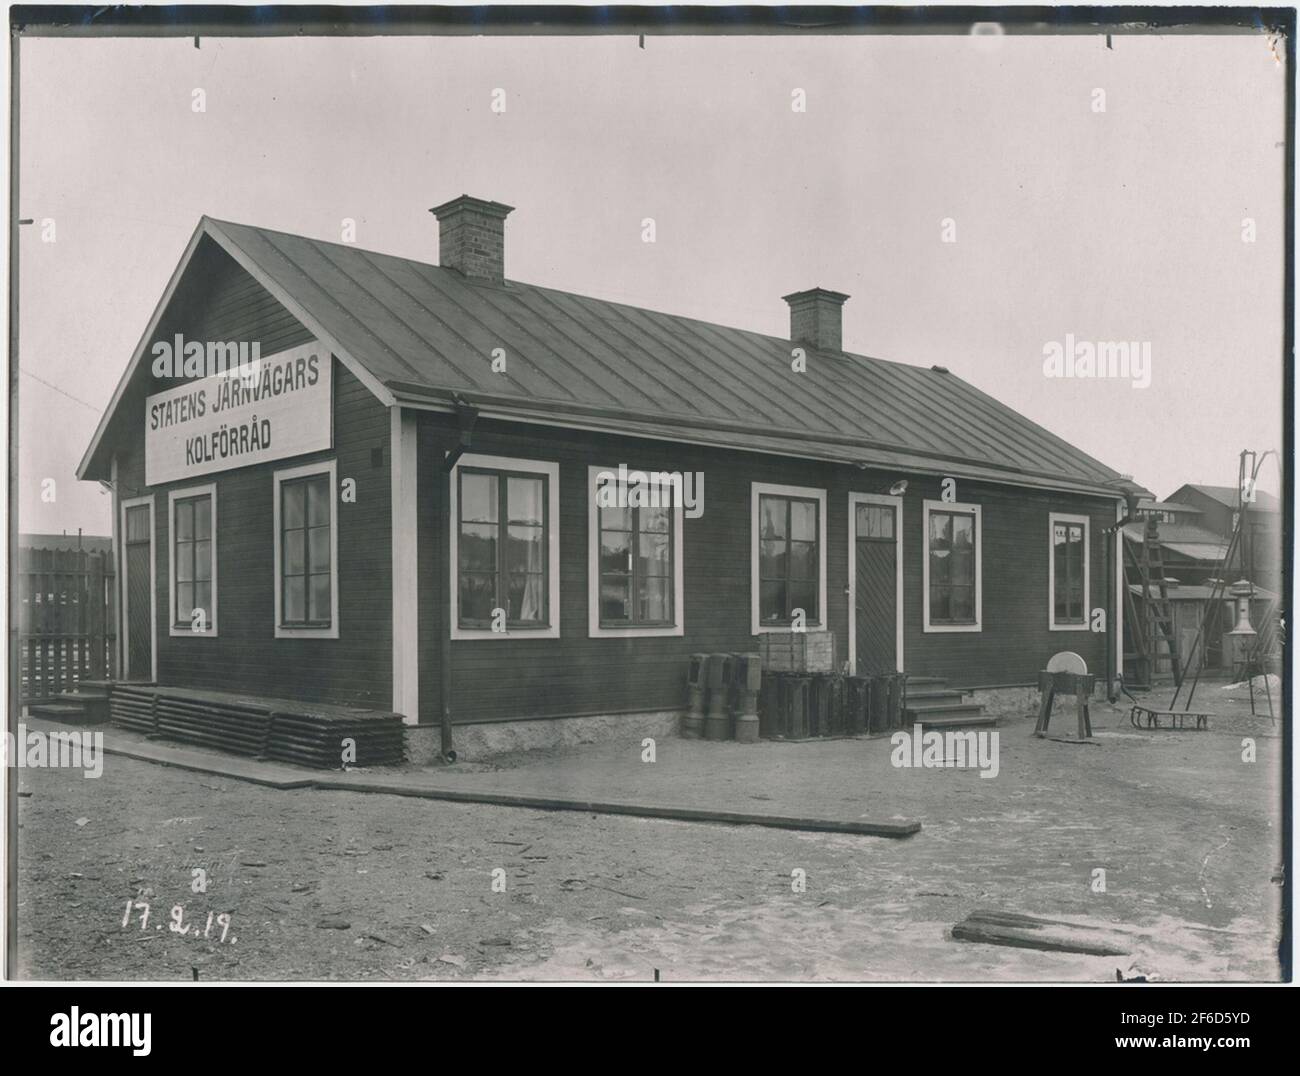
[588,466,684,637]
[168,484,216,635]
[752,482,827,633]
[1049,512,1090,630]
[450,454,560,639]
[923,500,981,631]
[273,460,339,638]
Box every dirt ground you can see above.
[13,683,1286,982]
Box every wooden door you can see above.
[855,501,898,674]
[124,503,153,681]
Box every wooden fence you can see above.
[18,546,116,702]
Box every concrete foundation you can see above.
[968,682,1106,719]
[967,686,1040,718]
[405,710,683,764]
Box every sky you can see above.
[14,29,1288,536]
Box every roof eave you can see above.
[388,382,1140,501]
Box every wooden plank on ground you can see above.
[952,910,1130,956]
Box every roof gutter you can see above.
[1103,491,1143,700]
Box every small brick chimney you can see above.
[429,195,514,284]
[783,287,849,353]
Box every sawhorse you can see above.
[1034,670,1096,740]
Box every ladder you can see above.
[1135,516,1182,685]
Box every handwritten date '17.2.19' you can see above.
[121,900,236,944]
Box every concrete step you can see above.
[28,701,87,718]
[910,710,1000,731]
[905,676,949,687]
[905,687,966,702]
[31,695,111,724]
[904,698,984,714]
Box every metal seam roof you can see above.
[83,215,1142,497]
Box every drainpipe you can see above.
[1103,491,1141,701]
[438,397,479,763]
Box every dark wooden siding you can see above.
[111,239,393,709]
[416,414,1119,725]
[150,235,312,384]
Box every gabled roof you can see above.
[1123,521,1230,563]
[1173,484,1281,513]
[80,216,1143,498]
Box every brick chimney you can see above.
[429,195,514,284]
[783,288,849,353]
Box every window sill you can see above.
[452,624,560,640]
[275,624,339,639]
[1049,622,1090,632]
[168,626,218,638]
[591,623,683,638]
[753,622,825,635]
[923,622,982,634]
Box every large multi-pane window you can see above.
[598,503,673,626]
[280,472,332,627]
[925,503,980,629]
[1050,513,1089,629]
[172,492,214,630]
[757,493,820,625]
[458,468,548,628]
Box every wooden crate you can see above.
[759,631,835,673]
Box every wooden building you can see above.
[78,195,1145,747]
[1166,483,1282,595]
[1121,490,1282,682]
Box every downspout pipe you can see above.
[438,397,479,763]
[1103,492,1141,701]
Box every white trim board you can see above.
[1114,500,1125,684]
[847,492,904,675]
[922,499,983,633]
[586,464,685,638]
[1048,511,1091,632]
[272,458,340,639]
[166,482,219,637]
[448,453,561,640]
[110,455,123,677]
[751,481,828,635]
[391,408,420,723]
[119,494,158,683]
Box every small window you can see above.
[856,503,895,539]
[281,474,332,627]
[923,500,982,632]
[126,505,151,543]
[752,483,827,633]
[587,466,684,636]
[458,468,548,628]
[1049,513,1090,631]
[273,461,338,638]
[599,503,673,625]
[168,484,216,636]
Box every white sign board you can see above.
[145,342,332,486]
